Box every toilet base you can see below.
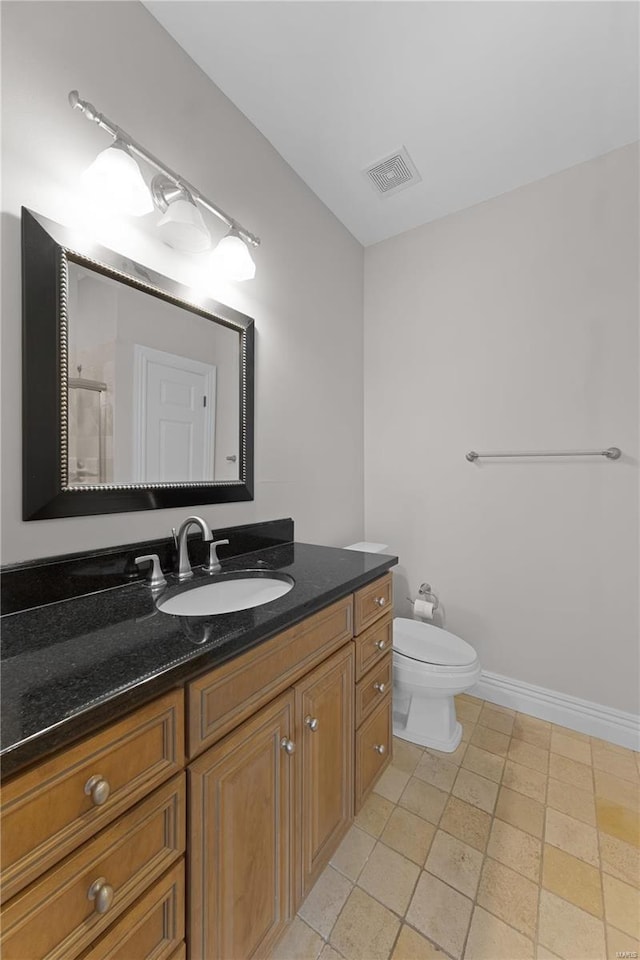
[392,689,463,753]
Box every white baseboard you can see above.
[470,670,640,751]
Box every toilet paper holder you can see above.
[407,582,439,612]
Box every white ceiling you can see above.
[144,1,639,247]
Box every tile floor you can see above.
[272,694,640,960]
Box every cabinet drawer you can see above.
[1,689,184,903]
[1,774,185,960]
[355,696,392,813]
[80,860,184,960]
[353,574,392,635]
[354,614,392,682]
[355,653,392,728]
[188,595,353,758]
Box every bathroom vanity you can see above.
[0,530,396,960]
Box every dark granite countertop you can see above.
[1,541,397,778]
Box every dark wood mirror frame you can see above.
[22,208,254,520]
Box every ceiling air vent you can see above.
[364,146,421,198]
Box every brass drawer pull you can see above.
[88,876,114,914]
[304,716,319,732]
[84,775,110,806]
[373,597,386,607]
[374,744,386,756]
[373,682,386,694]
[375,638,386,651]
[280,737,296,755]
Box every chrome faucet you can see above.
[175,516,213,582]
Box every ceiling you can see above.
[144,1,639,247]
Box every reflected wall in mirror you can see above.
[22,208,254,520]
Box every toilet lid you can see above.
[393,618,477,667]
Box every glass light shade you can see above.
[157,198,211,253]
[210,232,256,281]
[81,140,153,217]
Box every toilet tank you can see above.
[343,542,389,553]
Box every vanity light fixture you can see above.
[69,90,260,279]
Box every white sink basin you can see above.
[157,572,294,617]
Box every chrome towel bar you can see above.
[466,447,621,462]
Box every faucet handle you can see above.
[135,554,167,589]
[204,539,230,575]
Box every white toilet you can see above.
[392,618,481,752]
[343,541,481,753]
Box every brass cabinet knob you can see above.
[280,737,296,755]
[374,597,386,607]
[373,682,386,694]
[375,638,386,651]
[304,716,319,732]
[84,775,110,806]
[88,877,114,914]
[374,744,386,755]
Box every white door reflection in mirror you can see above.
[67,261,241,485]
[133,345,215,482]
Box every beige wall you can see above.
[1,1,364,562]
[364,145,639,713]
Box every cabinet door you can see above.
[295,645,354,904]
[189,692,295,960]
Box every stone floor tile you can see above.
[406,871,473,960]
[330,824,376,881]
[319,946,346,960]
[440,796,492,852]
[508,738,549,774]
[452,768,499,814]
[546,777,596,826]
[460,720,476,742]
[458,693,484,705]
[413,751,459,792]
[425,830,483,898]
[495,785,545,838]
[462,744,505,784]
[456,698,482,723]
[470,724,510,758]
[330,886,401,960]
[545,807,599,866]
[502,760,547,803]
[486,818,541,881]
[477,704,515,736]
[594,769,640,811]
[476,856,539,938]
[548,753,593,792]
[602,874,640,940]
[596,797,640,848]
[599,832,640,887]
[550,731,592,765]
[606,925,640,960]
[298,865,353,938]
[358,841,421,916]
[512,714,552,750]
[398,778,448,825]
[541,843,603,917]
[374,764,412,804]
[463,905,534,959]
[592,743,640,783]
[381,807,436,865]
[271,918,324,960]
[392,738,424,776]
[391,924,447,959]
[551,724,591,743]
[536,946,562,959]
[538,890,606,960]
[426,739,468,767]
[354,793,395,838]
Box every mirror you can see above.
[22,208,254,520]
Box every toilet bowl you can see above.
[392,617,481,752]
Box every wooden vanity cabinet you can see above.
[1,572,394,960]
[295,643,354,905]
